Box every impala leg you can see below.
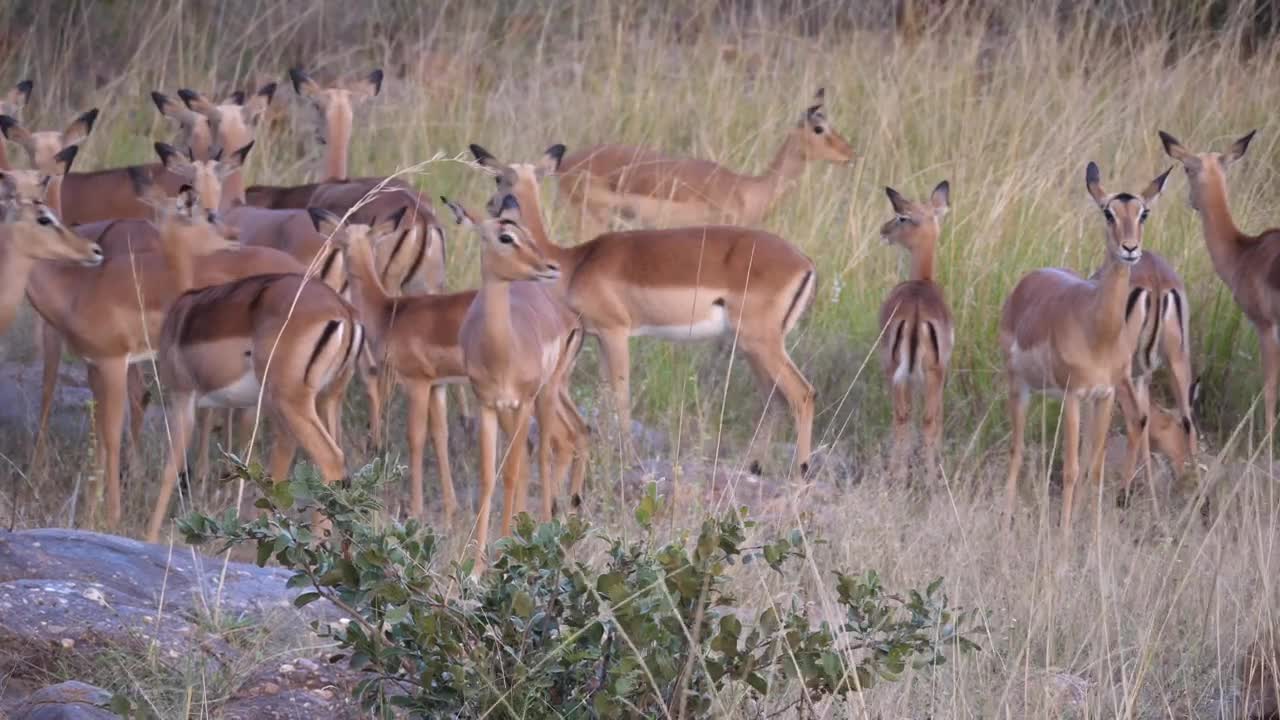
[146,393,196,543]
[362,357,385,453]
[1060,392,1082,537]
[428,385,458,524]
[497,404,535,535]
[922,366,945,482]
[743,338,815,477]
[1087,391,1115,525]
[889,378,912,483]
[1114,378,1145,502]
[452,384,474,436]
[31,320,65,470]
[474,406,499,568]
[744,352,785,474]
[406,384,431,519]
[560,389,590,508]
[1262,327,1280,445]
[275,395,347,536]
[535,392,557,522]
[596,329,633,454]
[91,358,129,531]
[1004,381,1029,523]
[195,409,215,484]
[125,365,148,468]
[1161,299,1196,454]
[266,415,299,488]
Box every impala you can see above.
[555,88,853,238]
[0,79,32,170]
[444,194,588,566]
[0,107,98,214]
[0,150,103,335]
[473,143,817,475]
[1001,162,1168,531]
[1159,130,1280,440]
[146,260,363,542]
[25,150,304,529]
[877,181,952,481]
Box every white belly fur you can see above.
[199,371,263,408]
[634,303,728,341]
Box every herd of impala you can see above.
[0,67,1273,560]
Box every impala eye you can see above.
[813,125,825,135]
[37,215,53,226]
[498,233,516,245]
[1103,209,1116,224]
[1139,210,1150,223]
[896,215,910,224]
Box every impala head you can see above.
[155,141,253,222]
[1148,378,1204,473]
[152,90,216,160]
[132,169,239,252]
[1159,129,1256,213]
[0,79,32,120]
[469,142,563,217]
[0,108,98,175]
[881,180,949,250]
[289,67,382,154]
[313,206,405,254]
[442,194,559,283]
[1085,161,1170,266]
[176,83,276,158]
[0,146,103,266]
[794,88,854,164]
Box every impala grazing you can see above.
[555,89,853,238]
[473,143,817,475]
[878,181,952,481]
[1001,162,1168,531]
[444,194,588,566]
[0,151,103,336]
[1159,130,1280,440]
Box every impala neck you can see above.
[345,237,394,343]
[478,271,515,355]
[160,226,195,294]
[908,233,938,283]
[221,170,246,209]
[0,230,37,332]
[45,177,64,219]
[1196,173,1248,281]
[324,114,352,181]
[743,131,807,224]
[1089,254,1133,344]
[507,178,582,295]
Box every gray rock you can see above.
[11,681,116,720]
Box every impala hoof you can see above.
[1116,488,1132,510]
[571,493,582,509]
[748,460,763,476]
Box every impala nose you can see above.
[85,244,105,266]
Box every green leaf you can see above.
[512,590,534,619]
[384,604,410,625]
[294,591,322,608]
[745,672,768,695]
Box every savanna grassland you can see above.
[2,0,1280,716]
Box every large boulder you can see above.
[9,681,116,720]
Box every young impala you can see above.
[877,181,952,481]
[555,89,854,238]
[0,107,98,213]
[1001,162,1168,532]
[0,150,103,336]
[444,194,588,567]
[473,144,817,475]
[1159,130,1280,441]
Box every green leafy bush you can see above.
[181,461,981,718]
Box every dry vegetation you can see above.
[2,0,1280,716]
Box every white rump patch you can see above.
[201,371,263,408]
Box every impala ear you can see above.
[226,91,247,106]
[496,193,522,222]
[885,186,910,214]
[1085,161,1107,206]
[308,207,343,238]
[441,195,475,228]
[155,141,195,176]
[538,144,566,177]
[373,206,408,238]
[930,180,950,216]
[7,80,33,110]
[1223,129,1257,167]
[469,143,502,172]
[152,91,183,117]
[178,89,218,117]
[1158,130,1192,163]
[289,67,322,99]
[51,145,78,177]
[218,141,253,177]
[350,69,383,100]
[245,83,277,120]
[126,166,155,199]
[0,115,32,148]
[1190,376,1204,413]
[1142,166,1172,205]
[62,108,99,145]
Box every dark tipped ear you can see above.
[469,143,499,168]
[289,67,309,94]
[14,79,33,103]
[1086,161,1107,206]
[441,195,474,227]
[537,144,566,177]
[497,193,521,221]
[51,145,78,176]
[1159,130,1191,162]
[1143,166,1172,205]
[0,114,17,139]
[177,88,199,109]
[389,205,408,228]
[151,91,170,114]
[1224,129,1257,166]
[930,180,950,216]
[307,206,342,233]
[228,90,247,106]
[62,108,99,144]
[257,81,278,103]
[155,141,181,168]
[885,186,910,214]
[813,87,825,104]
[223,141,254,171]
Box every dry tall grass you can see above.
[2,0,1280,716]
